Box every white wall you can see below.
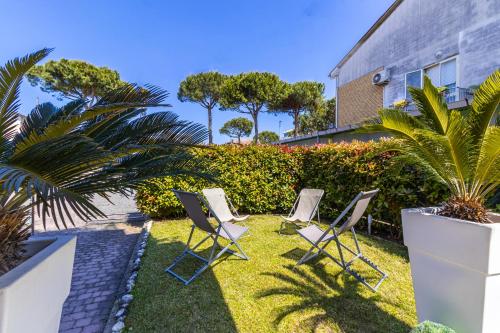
[336,0,500,107]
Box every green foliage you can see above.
[298,141,448,236]
[177,72,227,144]
[361,71,500,222]
[27,58,128,105]
[0,49,208,233]
[219,117,253,143]
[410,321,456,333]
[136,145,301,218]
[258,130,279,144]
[299,97,336,134]
[220,72,288,142]
[136,141,448,236]
[270,81,325,137]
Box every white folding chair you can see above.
[202,188,249,224]
[295,189,388,292]
[280,188,324,234]
[165,190,249,285]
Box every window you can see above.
[424,65,439,86]
[405,70,422,101]
[406,57,458,102]
[440,58,457,90]
[423,58,457,89]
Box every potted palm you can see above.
[0,49,207,333]
[363,70,499,333]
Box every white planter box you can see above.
[0,235,76,333]
[403,208,500,333]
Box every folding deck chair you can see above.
[202,188,250,224]
[295,189,388,292]
[165,190,249,285]
[279,189,324,235]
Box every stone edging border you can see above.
[103,220,152,333]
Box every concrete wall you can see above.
[33,192,141,231]
[335,0,500,108]
[281,131,389,147]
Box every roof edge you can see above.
[277,124,358,144]
[328,0,403,78]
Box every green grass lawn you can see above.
[125,216,417,333]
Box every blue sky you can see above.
[1,0,393,143]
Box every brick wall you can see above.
[337,68,383,127]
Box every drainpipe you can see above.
[334,75,339,129]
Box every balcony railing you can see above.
[391,87,475,112]
[442,87,474,104]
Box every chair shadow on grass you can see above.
[278,216,410,262]
[257,248,412,333]
[274,219,321,236]
[127,235,240,333]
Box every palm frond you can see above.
[0,50,210,229]
[15,102,58,143]
[443,110,474,194]
[0,48,52,116]
[470,70,500,142]
[377,108,425,139]
[361,70,499,220]
[408,76,450,134]
[474,126,500,198]
[13,86,171,154]
[0,49,52,156]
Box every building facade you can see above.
[330,0,500,127]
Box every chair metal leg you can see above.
[166,228,249,285]
[295,230,388,292]
[211,234,248,260]
[336,230,388,292]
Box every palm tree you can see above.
[361,71,499,222]
[0,49,207,273]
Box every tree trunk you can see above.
[252,112,259,143]
[237,135,241,144]
[207,106,213,145]
[293,110,300,137]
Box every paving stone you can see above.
[81,324,103,333]
[31,193,144,333]
[75,318,93,328]
[34,221,143,333]
[64,328,83,333]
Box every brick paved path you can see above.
[36,222,142,333]
[33,193,145,333]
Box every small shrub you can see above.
[410,321,456,333]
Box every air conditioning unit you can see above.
[372,69,390,85]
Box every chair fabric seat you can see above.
[219,222,248,240]
[297,225,335,243]
[231,215,249,222]
[281,215,301,222]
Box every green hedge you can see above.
[298,142,448,235]
[136,141,448,235]
[136,145,301,218]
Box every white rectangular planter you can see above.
[402,208,500,333]
[0,235,76,333]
